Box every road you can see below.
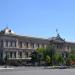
[0,67,75,75]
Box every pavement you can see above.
[0,66,14,70]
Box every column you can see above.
[3,40,6,48]
[16,39,19,48]
[22,51,25,59]
[22,42,25,49]
[28,43,31,49]
[16,51,19,59]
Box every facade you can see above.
[0,27,75,63]
[0,27,49,61]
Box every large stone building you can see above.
[0,27,75,62]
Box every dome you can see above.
[0,27,16,35]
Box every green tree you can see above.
[36,48,46,65]
[71,46,75,54]
[55,53,63,65]
[45,55,51,65]
[31,51,38,62]
[36,48,45,60]
[68,46,75,65]
[69,54,75,61]
[31,44,64,66]
[43,45,56,65]
[36,48,45,53]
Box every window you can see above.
[26,52,28,57]
[0,53,3,58]
[6,40,8,47]
[19,52,22,58]
[10,52,12,58]
[19,41,22,48]
[26,42,28,48]
[0,40,3,47]
[67,46,69,50]
[14,41,16,47]
[13,41,16,47]
[5,52,9,58]
[31,43,34,48]
[14,52,16,58]
[57,45,59,48]
[9,41,13,47]
[37,43,39,48]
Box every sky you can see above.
[0,0,75,42]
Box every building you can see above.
[0,27,49,61]
[0,27,75,64]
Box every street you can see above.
[0,67,75,75]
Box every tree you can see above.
[68,46,75,65]
[31,44,64,66]
[36,48,45,53]
[54,53,63,65]
[36,48,46,65]
[36,48,45,60]
[43,45,56,65]
[31,51,38,62]
[45,55,51,65]
[71,46,75,54]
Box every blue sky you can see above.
[0,0,75,41]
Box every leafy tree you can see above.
[69,54,75,61]
[36,48,45,53]
[36,48,45,60]
[68,46,75,65]
[31,44,64,66]
[43,45,56,65]
[71,46,75,54]
[31,51,38,62]
[45,55,51,65]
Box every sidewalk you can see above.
[0,66,14,70]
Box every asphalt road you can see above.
[0,67,75,75]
